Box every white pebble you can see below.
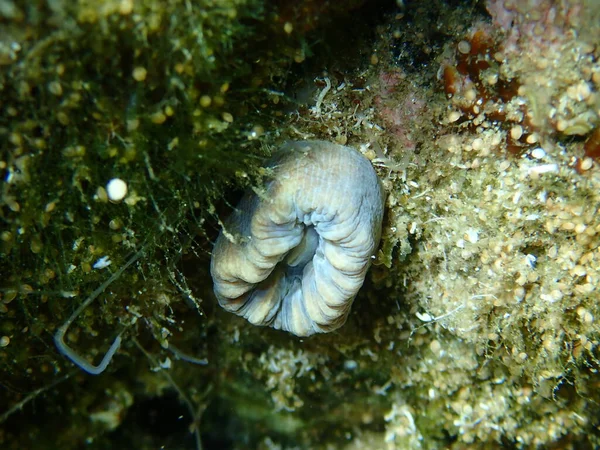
[416,311,433,322]
[93,256,112,269]
[106,178,128,202]
[580,157,593,171]
[344,360,358,370]
[525,254,537,269]
[448,111,461,123]
[528,163,558,176]
[530,147,546,159]
[510,125,523,140]
[457,40,471,54]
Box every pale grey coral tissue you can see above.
[210,140,385,336]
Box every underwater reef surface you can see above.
[1,0,600,449]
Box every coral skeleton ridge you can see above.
[210,140,385,336]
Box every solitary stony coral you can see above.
[210,140,385,336]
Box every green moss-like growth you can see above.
[0,0,273,445]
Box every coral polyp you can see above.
[211,140,385,336]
